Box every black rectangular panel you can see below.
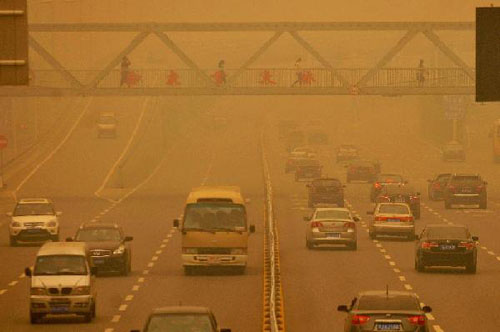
[476,7,500,102]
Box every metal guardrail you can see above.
[262,133,285,332]
[29,67,474,89]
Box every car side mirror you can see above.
[124,236,133,242]
[415,234,420,240]
[6,212,12,217]
[24,267,32,277]
[173,219,179,228]
[353,216,360,222]
[337,305,349,312]
[366,211,374,215]
[90,266,98,276]
[56,211,62,216]
[249,225,256,233]
[422,305,432,313]
[65,237,74,242]
[220,329,232,332]
[472,236,479,241]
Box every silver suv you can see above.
[8,198,61,246]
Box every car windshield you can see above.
[14,203,54,216]
[426,227,469,239]
[315,210,350,220]
[357,295,420,311]
[377,175,403,183]
[378,204,409,214]
[75,228,122,242]
[146,314,213,332]
[184,203,246,231]
[313,179,340,187]
[34,255,87,276]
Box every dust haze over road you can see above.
[0,1,499,332]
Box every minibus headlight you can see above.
[113,245,125,255]
[30,287,45,295]
[72,286,90,295]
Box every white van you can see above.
[25,242,97,324]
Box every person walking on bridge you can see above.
[291,57,303,87]
[416,59,426,87]
[120,56,131,87]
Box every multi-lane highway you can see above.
[0,95,498,332]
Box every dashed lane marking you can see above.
[389,261,396,266]
[155,250,162,254]
[111,315,121,323]
[151,256,158,261]
[105,328,115,332]
[384,255,391,260]
[147,262,154,268]
[160,244,166,248]
[125,295,134,301]
[427,313,436,321]
[132,285,140,291]
[404,284,413,290]
[118,304,127,312]
[0,289,7,295]
[142,270,149,275]
[8,281,18,287]
[380,249,386,253]
[393,268,400,273]
[138,277,145,283]
[433,325,445,332]
[399,276,406,281]
[488,251,495,255]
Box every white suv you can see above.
[8,198,61,246]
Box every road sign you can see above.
[443,96,466,120]
[0,135,8,149]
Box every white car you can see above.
[367,203,415,240]
[8,198,61,246]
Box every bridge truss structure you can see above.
[0,21,475,97]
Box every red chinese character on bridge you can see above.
[126,70,142,87]
[212,70,226,86]
[166,70,180,86]
[259,70,276,85]
[300,70,315,85]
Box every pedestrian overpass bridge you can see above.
[1,21,475,97]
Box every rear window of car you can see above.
[315,210,350,220]
[378,204,409,214]
[426,227,469,239]
[357,295,420,310]
[313,179,340,187]
[377,175,403,183]
[451,176,480,183]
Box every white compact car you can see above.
[8,198,61,246]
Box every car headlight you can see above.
[231,248,246,255]
[11,222,21,228]
[72,286,90,295]
[183,248,197,254]
[30,287,46,295]
[113,245,125,255]
[47,221,57,227]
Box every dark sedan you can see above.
[415,224,478,273]
[370,173,405,202]
[338,290,432,332]
[68,223,133,275]
[376,185,421,219]
[345,159,380,183]
[427,173,451,201]
[295,159,322,181]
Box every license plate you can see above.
[462,188,472,193]
[394,197,405,203]
[440,244,456,250]
[208,256,219,264]
[26,229,41,233]
[387,219,400,222]
[92,258,105,265]
[376,323,401,330]
[326,233,340,238]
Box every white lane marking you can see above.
[94,97,150,201]
[393,268,401,273]
[151,256,158,261]
[404,284,413,290]
[380,249,387,253]
[167,234,173,238]
[105,328,115,331]
[111,314,121,323]
[125,295,134,301]
[375,243,382,248]
[496,257,500,261]
[8,281,18,286]
[481,246,488,250]
[143,270,149,275]
[18,273,25,279]
[0,289,6,295]
[90,218,98,223]
[372,239,379,243]
[155,250,162,254]
[442,218,448,222]
[426,313,436,321]
[433,325,445,332]
[14,98,92,196]
[138,277,145,283]
[488,251,495,255]
[147,262,154,268]
[399,276,406,281]
[162,239,169,243]
[389,261,396,266]
[132,285,140,291]
[384,255,391,260]
[160,244,166,248]
[118,304,127,312]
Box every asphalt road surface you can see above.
[0,96,498,332]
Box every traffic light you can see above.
[0,0,29,85]
[476,7,500,102]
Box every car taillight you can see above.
[374,182,382,189]
[447,185,455,193]
[351,314,370,325]
[458,241,475,250]
[374,216,387,222]
[344,222,356,229]
[310,221,323,228]
[432,182,441,189]
[378,196,390,202]
[408,315,426,326]
[400,216,414,222]
[421,241,439,249]
[476,185,484,193]
[410,195,419,202]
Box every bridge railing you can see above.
[29,67,475,89]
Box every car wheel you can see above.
[369,232,376,239]
[414,209,421,220]
[444,200,451,209]
[83,310,92,323]
[306,239,314,249]
[234,266,246,275]
[479,198,487,209]
[415,258,425,272]
[51,235,59,242]
[30,312,43,324]
[337,200,345,208]
[348,242,357,250]
[407,233,415,241]
[466,262,477,274]
[184,266,194,275]
[9,236,17,247]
